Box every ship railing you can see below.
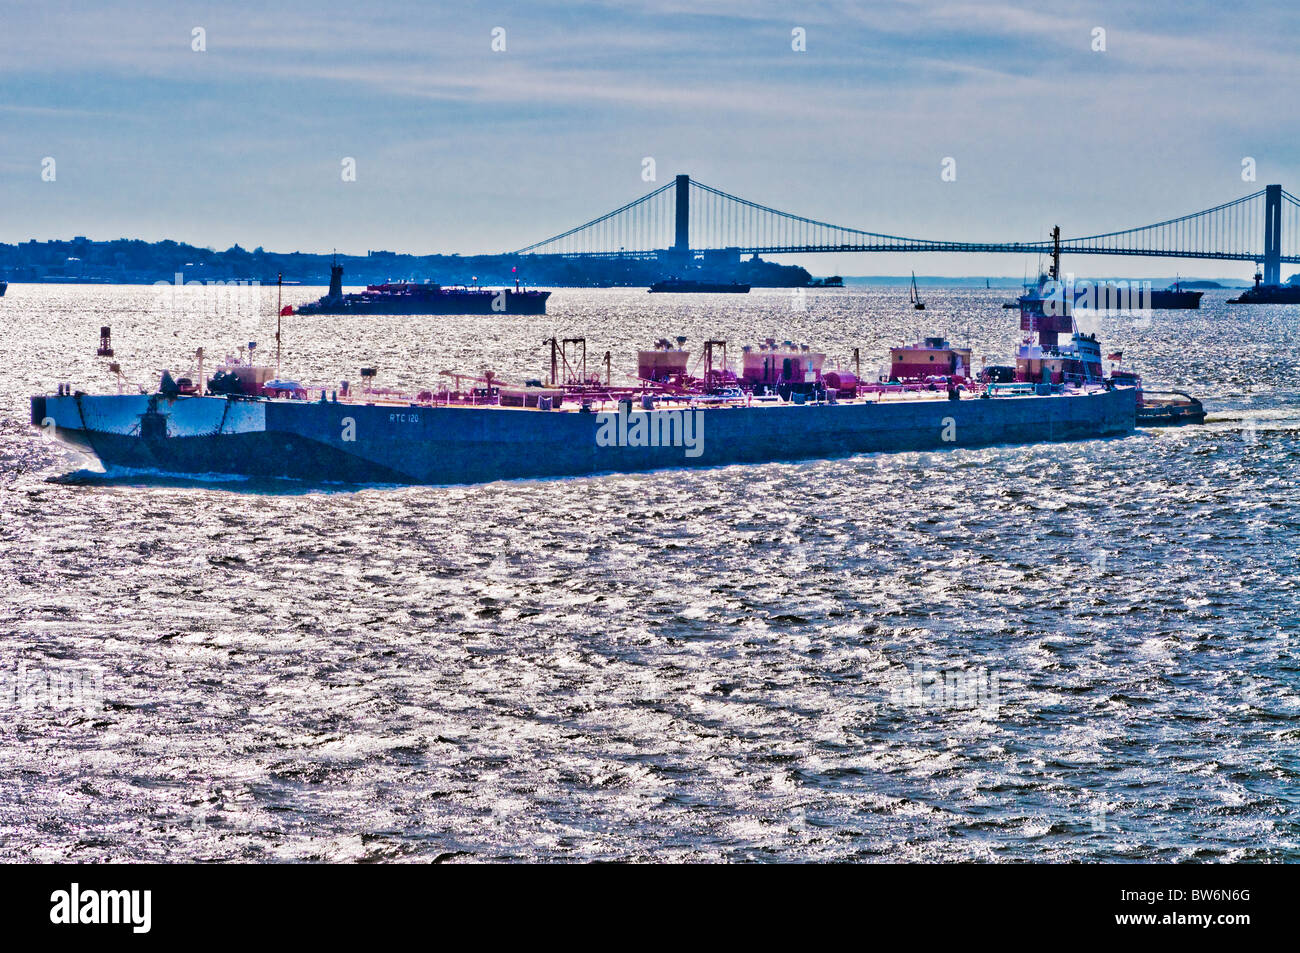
[988,382,1036,396]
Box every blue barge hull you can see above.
[31,388,1136,486]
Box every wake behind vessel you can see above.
[296,261,550,315]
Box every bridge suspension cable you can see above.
[511,175,1300,266]
[1054,189,1273,261]
[512,180,675,256]
[686,179,971,254]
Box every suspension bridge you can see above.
[513,175,1300,284]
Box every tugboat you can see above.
[648,278,750,293]
[296,260,550,315]
[1013,230,1204,427]
[1227,270,1300,304]
[1014,228,1102,389]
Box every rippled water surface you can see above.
[1,284,1297,862]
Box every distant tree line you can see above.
[0,237,813,288]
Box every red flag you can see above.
[1107,351,1122,361]
[280,305,294,316]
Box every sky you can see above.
[3,0,1298,276]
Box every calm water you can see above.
[1,283,1297,862]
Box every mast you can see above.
[1050,225,1077,333]
[275,272,283,377]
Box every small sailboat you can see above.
[909,271,926,310]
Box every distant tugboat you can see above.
[648,278,750,293]
[1228,270,1300,304]
[296,261,549,315]
[909,271,926,310]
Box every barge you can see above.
[32,327,1137,487]
[32,384,1134,485]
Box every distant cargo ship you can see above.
[648,279,750,293]
[1015,237,1203,311]
[1018,276,1203,311]
[296,262,549,315]
[807,276,843,287]
[1227,271,1300,304]
[1147,280,1204,309]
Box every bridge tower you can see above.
[1263,184,1282,285]
[673,174,690,259]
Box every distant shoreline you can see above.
[1,277,1253,289]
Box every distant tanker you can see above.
[296,261,549,315]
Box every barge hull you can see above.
[32,388,1136,486]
